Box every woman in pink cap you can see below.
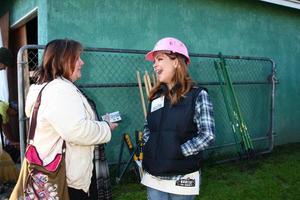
[141,37,215,200]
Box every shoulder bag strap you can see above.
[27,82,66,150]
[27,83,49,141]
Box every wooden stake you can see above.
[136,71,147,118]
[145,71,152,91]
[143,74,149,97]
[152,73,156,86]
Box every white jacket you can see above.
[25,77,111,192]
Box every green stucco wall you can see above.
[1,0,48,44]
[1,0,300,162]
[8,0,38,26]
[46,0,300,147]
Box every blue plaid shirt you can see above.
[142,89,215,180]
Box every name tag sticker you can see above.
[175,178,195,187]
[151,96,165,112]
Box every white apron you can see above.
[141,170,201,195]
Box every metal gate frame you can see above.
[17,45,276,164]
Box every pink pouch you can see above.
[25,144,63,172]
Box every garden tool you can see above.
[136,71,147,118]
[214,53,254,158]
[116,133,141,183]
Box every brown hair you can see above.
[148,52,195,105]
[33,39,83,84]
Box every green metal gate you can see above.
[17,45,276,164]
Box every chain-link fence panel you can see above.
[17,46,275,164]
[188,56,275,161]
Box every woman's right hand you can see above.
[103,113,118,131]
[108,122,118,131]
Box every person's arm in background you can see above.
[0,100,18,143]
[0,101,9,124]
[181,90,215,156]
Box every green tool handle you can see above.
[214,61,243,155]
[219,57,254,150]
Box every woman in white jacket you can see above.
[25,39,118,199]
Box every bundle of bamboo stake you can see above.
[136,71,156,118]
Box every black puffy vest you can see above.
[142,86,204,176]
